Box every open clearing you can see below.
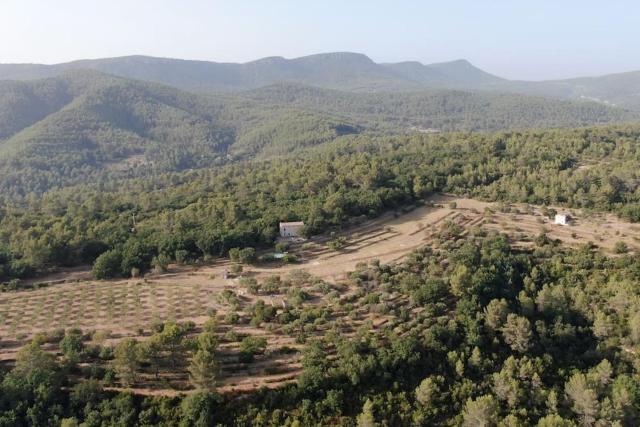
[1,195,638,394]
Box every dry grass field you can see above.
[1,194,638,395]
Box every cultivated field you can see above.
[1,195,637,394]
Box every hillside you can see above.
[0,71,238,194]
[0,72,365,195]
[239,82,638,132]
[0,72,637,196]
[499,70,640,111]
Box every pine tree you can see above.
[565,373,599,427]
[356,399,377,427]
[188,332,219,390]
[113,338,140,387]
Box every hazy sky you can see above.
[1,0,639,80]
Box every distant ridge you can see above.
[2,52,640,109]
[382,59,506,87]
[0,52,418,92]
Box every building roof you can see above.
[279,221,304,226]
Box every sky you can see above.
[1,0,639,81]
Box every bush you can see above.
[223,330,239,342]
[260,254,276,263]
[239,336,268,362]
[175,250,189,265]
[228,248,241,263]
[92,250,123,279]
[231,247,256,264]
[262,275,281,294]
[60,329,85,361]
[328,237,347,251]
[121,239,153,275]
[614,241,629,254]
[283,253,298,263]
[99,346,114,360]
[225,312,240,324]
[288,288,310,307]
[275,242,289,253]
[535,233,550,247]
[152,254,170,273]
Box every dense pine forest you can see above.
[3,124,640,284]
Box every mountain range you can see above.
[2,52,640,196]
[2,52,640,110]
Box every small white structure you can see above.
[554,214,570,226]
[279,221,304,237]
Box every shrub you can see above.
[239,336,268,362]
[92,250,122,279]
[288,288,311,307]
[223,330,239,342]
[275,242,289,253]
[328,236,347,251]
[225,312,240,324]
[60,329,85,361]
[175,250,189,265]
[152,254,170,273]
[614,241,629,254]
[283,253,298,263]
[228,248,241,262]
[260,254,276,263]
[99,346,114,360]
[239,247,256,264]
[262,275,281,294]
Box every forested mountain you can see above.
[0,71,364,194]
[1,71,635,196]
[4,52,640,110]
[0,71,235,193]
